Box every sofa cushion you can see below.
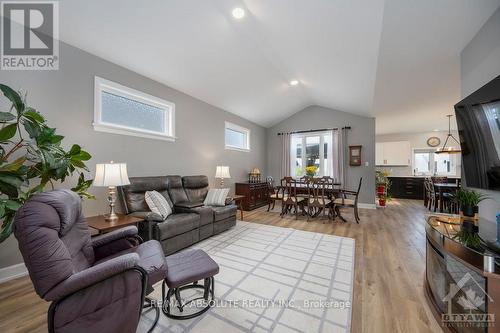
[166,176,189,205]
[210,204,237,222]
[145,191,172,219]
[203,188,229,207]
[182,175,209,203]
[156,213,199,240]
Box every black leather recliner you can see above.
[118,175,237,255]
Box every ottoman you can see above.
[162,249,219,319]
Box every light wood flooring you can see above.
[0,199,442,333]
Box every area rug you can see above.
[138,221,355,333]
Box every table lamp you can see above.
[94,161,130,221]
[215,166,230,188]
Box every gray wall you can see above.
[0,42,267,269]
[376,130,461,177]
[267,105,376,205]
[460,6,500,223]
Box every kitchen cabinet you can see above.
[388,177,425,199]
[376,141,411,166]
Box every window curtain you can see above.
[331,129,347,185]
[280,132,291,178]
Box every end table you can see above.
[87,214,143,235]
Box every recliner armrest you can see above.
[44,253,140,301]
[91,226,139,248]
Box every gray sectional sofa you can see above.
[118,175,237,255]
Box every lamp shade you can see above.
[215,166,230,179]
[94,162,130,187]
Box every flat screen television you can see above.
[455,75,500,191]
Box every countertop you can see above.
[387,175,461,179]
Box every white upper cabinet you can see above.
[376,141,411,166]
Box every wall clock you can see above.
[427,136,441,147]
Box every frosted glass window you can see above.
[101,92,166,133]
[225,122,250,151]
[94,77,175,141]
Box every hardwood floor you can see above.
[0,199,442,333]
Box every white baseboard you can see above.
[358,203,376,209]
[0,263,28,284]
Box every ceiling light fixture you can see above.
[232,7,245,19]
[289,80,299,86]
[435,114,461,154]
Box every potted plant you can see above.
[376,170,391,206]
[453,188,489,218]
[305,165,318,177]
[0,84,94,243]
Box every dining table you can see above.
[433,182,460,212]
[276,179,342,218]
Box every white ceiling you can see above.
[58,0,500,134]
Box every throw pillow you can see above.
[203,188,230,207]
[145,191,172,219]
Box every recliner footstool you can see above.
[162,249,219,319]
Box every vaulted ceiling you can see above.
[59,0,500,134]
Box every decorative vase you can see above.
[461,220,479,233]
[306,172,315,177]
[462,205,478,217]
[377,185,385,194]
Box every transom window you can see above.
[290,131,333,177]
[225,122,250,151]
[94,77,175,141]
[413,148,460,176]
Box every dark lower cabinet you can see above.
[388,177,425,199]
[235,182,269,211]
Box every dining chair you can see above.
[333,177,362,223]
[424,178,437,212]
[297,175,311,198]
[267,176,284,211]
[307,177,331,222]
[281,177,305,219]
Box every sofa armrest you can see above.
[44,253,140,301]
[130,211,165,222]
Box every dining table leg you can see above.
[439,186,444,213]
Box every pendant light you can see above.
[435,114,461,154]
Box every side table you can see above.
[87,214,143,235]
[230,195,245,221]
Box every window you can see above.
[94,77,175,141]
[413,148,460,176]
[290,131,333,177]
[225,122,250,151]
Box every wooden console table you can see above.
[235,182,269,211]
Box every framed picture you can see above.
[349,145,362,166]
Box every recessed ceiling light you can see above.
[232,7,245,19]
[433,129,440,132]
[289,80,299,86]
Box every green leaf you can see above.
[0,157,26,172]
[0,215,15,243]
[0,123,17,142]
[0,85,24,115]
[23,110,44,123]
[5,200,21,210]
[78,150,91,161]
[0,182,18,197]
[69,144,81,156]
[0,112,15,122]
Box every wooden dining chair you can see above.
[281,177,305,219]
[424,178,437,212]
[307,177,331,222]
[267,176,284,211]
[333,177,362,223]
